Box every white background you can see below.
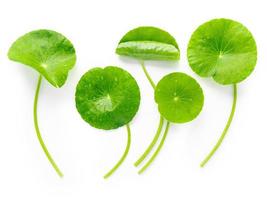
[0,0,266,199]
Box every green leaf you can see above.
[8,29,76,87]
[187,18,257,85]
[155,72,204,123]
[116,26,180,60]
[75,66,140,130]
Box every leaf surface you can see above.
[116,26,180,60]
[155,72,204,123]
[187,18,257,85]
[8,30,76,87]
[75,66,140,130]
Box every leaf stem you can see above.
[104,124,131,179]
[134,116,164,166]
[140,60,156,89]
[34,75,63,177]
[137,60,167,169]
[138,122,170,174]
[200,84,237,167]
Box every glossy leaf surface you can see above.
[116,26,180,60]
[75,66,140,130]
[8,29,76,87]
[155,72,204,123]
[187,18,257,85]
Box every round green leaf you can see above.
[8,29,76,88]
[75,66,141,130]
[155,72,204,123]
[187,18,257,85]
[116,26,180,61]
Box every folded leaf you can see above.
[116,26,180,61]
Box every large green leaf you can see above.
[75,66,140,130]
[8,29,76,87]
[116,26,180,60]
[155,72,204,123]
[187,18,257,85]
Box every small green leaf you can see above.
[187,18,257,85]
[75,66,140,130]
[155,72,204,123]
[116,26,180,60]
[8,29,76,87]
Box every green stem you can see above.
[134,116,164,166]
[200,84,237,167]
[140,60,156,89]
[34,75,63,177]
[137,60,166,167]
[138,122,170,174]
[104,124,131,179]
